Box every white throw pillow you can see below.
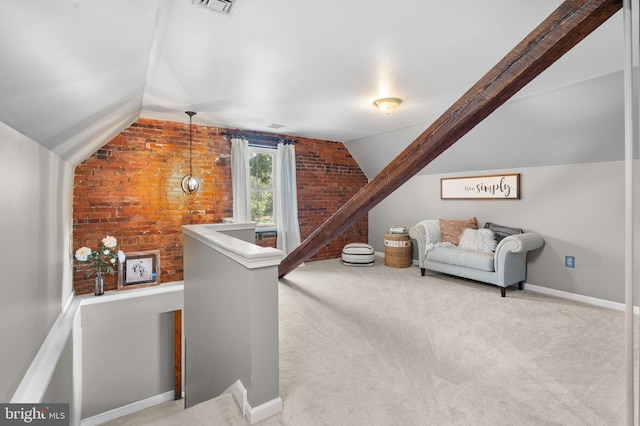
[458,228,496,252]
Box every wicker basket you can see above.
[384,233,412,268]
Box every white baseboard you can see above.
[246,397,283,424]
[224,380,247,416]
[411,260,635,312]
[525,283,637,312]
[224,380,282,424]
[80,391,175,426]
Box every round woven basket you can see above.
[384,233,412,268]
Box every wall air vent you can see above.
[191,0,238,16]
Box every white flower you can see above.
[102,235,117,248]
[118,250,126,263]
[103,249,110,255]
[110,258,116,264]
[75,247,92,261]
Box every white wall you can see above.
[345,72,625,181]
[369,161,637,303]
[42,338,74,404]
[183,224,281,411]
[81,309,176,418]
[0,122,74,401]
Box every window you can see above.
[249,147,276,228]
[231,137,300,253]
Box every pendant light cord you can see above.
[181,111,199,194]
[186,111,197,178]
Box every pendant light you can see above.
[181,111,201,194]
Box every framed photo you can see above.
[441,173,520,200]
[118,250,161,290]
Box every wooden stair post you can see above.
[279,0,622,279]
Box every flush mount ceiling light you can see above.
[191,0,239,16]
[374,97,402,114]
[181,111,201,195]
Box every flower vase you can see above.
[95,272,104,296]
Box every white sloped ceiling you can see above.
[0,0,627,172]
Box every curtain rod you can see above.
[222,131,295,146]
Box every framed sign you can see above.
[118,250,160,290]
[441,173,520,200]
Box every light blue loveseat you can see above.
[408,220,544,297]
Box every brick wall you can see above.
[295,137,369,258]
[73,118,368,295]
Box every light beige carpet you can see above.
[106,255,628,425]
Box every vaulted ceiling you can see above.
[0,0,626,172]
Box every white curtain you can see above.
[231,138,250,222]
[275,142,301,255]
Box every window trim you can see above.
[248,146,277,230]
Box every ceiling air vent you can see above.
[191,0,238,15]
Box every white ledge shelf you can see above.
[183,223,283,269]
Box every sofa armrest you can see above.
[493,232,544,286]
[409,220,441,269]
[409,225,427,268]
[495,232,544,254]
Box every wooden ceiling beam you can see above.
[279,0,622,279]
